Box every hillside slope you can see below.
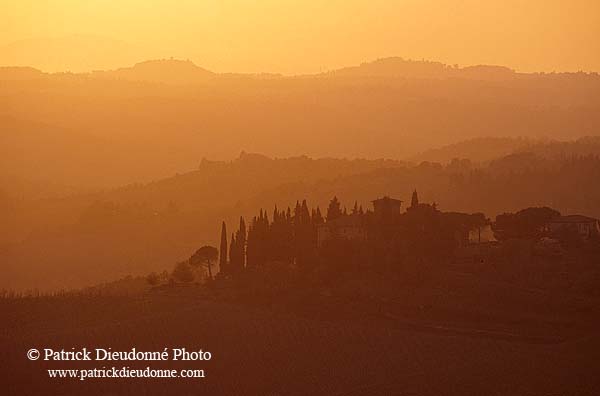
[2,58,599,191]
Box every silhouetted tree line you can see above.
[445,154,600,217]
[492,207,560,240]
[155,196,597,288]
[219,200,325,276]
[216,194,489,279]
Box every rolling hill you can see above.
[2,144,600,291]
[2,57,599,193]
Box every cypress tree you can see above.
[326,196,342,221]
[314,207,324,224]
[246,216,257,268]
[301,200,310,223]
[411,190,419,208]
[219,221,228,274]
[294,201,301,222]
[229,233,237,272]
[237,217,246,269]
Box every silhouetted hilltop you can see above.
[485,136,600,173]
[327,57,517,80]
[3,56,599,83]
[2,57,599,193]
[459,65,517,80]
[92,59,216,84]
[519,136,600,159]
[413,136,600,164]
[0,66,45,80]
[108,152,408,212]
[411,137,538,163]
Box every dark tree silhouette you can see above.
[146,272,160,286]
[219,221,228,274]
[326,196,342,222]
[217,194,535,284]
[229,233,238,272]
[172,261,194,283]
[247,209,270,268]
[313,207,324,224]
[492,207,560,240]
[411,190,419,208]
[237,217,247,269]
[228,217,247,272]
[190,245,219,279]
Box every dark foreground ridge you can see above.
[2,288,599,396]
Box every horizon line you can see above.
[2,55,600,77]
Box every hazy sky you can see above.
[2,0,600,74]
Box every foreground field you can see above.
[1,287,599,396]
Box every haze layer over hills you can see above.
[1,57,599,195]
[2,57,600,291]
[3,137,600,291]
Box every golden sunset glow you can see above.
[3,1,600,394]
[2,0,600,73]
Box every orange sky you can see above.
[1,0,600,74]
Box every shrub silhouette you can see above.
[172,261,194,283]
[146,272,160,286]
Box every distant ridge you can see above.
[0,66,45,80]
[412,136,600,164]
[91,59,216,84]
[2,56,599,84]
[411,137,538,163]
[0,59,217,85]
[326,57,518,80]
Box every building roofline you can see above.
[372,196,403,203]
